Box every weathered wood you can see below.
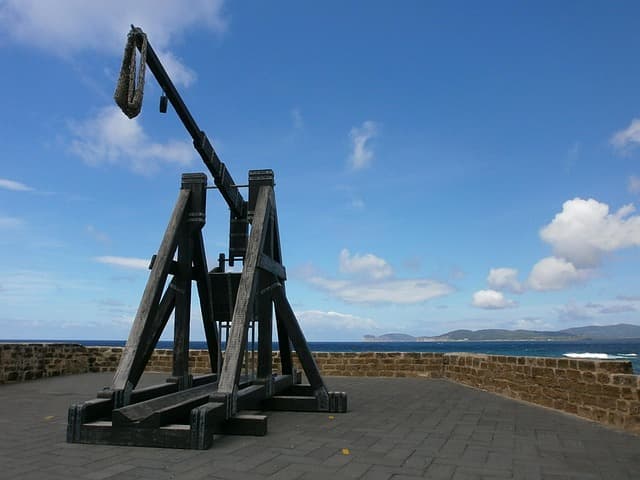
[210,272,241,323]
[236,384,266,410]
[328,391,348,413]
[258,253,286,280]
[256,277,273,381]
[78,421,192,449]
[67,397,114,442]
[126,279,177,388]
[265,395,321,412]
[138,28,246,218]
[276,311,293,375]
[148,255,197,278]
[190,401,226,449]
[218,414,267,436]
[272,284,327,396]
[271,374,294,393]
[192,373,218,387]
[172,226,193,386]
[193,230,220,375]
[70,26,350,450]
[283,384,315,396]
[217,187,272,399]
[112,188,190,394]
[130,382,178,404]
[112,381,220,427]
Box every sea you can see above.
[7,339,640,373]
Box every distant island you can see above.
[363,323,640,342]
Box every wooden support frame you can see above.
[68,171,346,449]
[69,26,348,450]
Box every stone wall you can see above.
[88,348,445,378]
[0,343,88,382]
[443,353,640,433]
[2,344,640,433]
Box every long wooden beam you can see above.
[193,230,220,375]
[131,27,245,218]
[112,188,190,394]
[217,187,272,399]
[272,284,327,395]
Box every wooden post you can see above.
[256,277,274,380]
[193,230,220,376]
[217,187,272,405]
[272,284,327,398]
[276,310,293,375]
[172,226,193,388]
[172,173,208,388]
[111,188,190,396]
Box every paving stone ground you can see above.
[1,373,639,479]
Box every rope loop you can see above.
[114,28,147,119]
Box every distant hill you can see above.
[363,323,640,342]
[363,333,416,342]
[559,324,640,339]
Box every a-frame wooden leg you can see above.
[275,304,293,375]
[130,278,179,386]
[256,275,274,384]
[171,226,193,389]
[193,229,221,376]
[111,188,190,400]
[272,284,327,403]
[217,186,273,413]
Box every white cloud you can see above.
[294,310,380,341]
[86,225,110,245]
[0,215,25,229]
[487,267,523,293]
[95,256,149,270]
[0,1,226,54]
[629,175,640,194]
[598,304,636,314]
[513,316,553,330]
[339,248,392,280]
[307,249,453,304]
[617,294,640,301]
[611,118,640,153]
[297,310,379,331]
[0,178,33,192]
[478,197,640,295]
[471,289,516,309]
[157,50,197,88]
[557,300,637,323]
[69,106,195,174]
[0,1,226,88]
[348,121,377,170]
[556,301,593,322]
[308,276,453,304]
[540,198,640,268]
[527,256,590,291]
[0,269,101,307]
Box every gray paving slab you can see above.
[1,373,640,479]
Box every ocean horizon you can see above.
[4,339,640,373]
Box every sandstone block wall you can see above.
[290,352,445,378]
[0,343,87,382]
[443,353,640,432]
[2,344,640,434]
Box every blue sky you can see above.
[1,1,640,341]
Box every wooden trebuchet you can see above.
[67,25,346,450]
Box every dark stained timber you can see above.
[68,25,346,450]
